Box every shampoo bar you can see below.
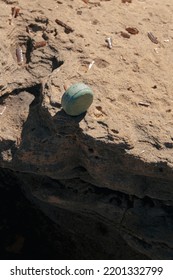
[61,83,94,116]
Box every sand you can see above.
[1,0,173,167]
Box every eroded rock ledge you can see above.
[0,168,148,260]
[0,82,173,259]
[0,0,173,259]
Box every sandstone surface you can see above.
[0,0,173,259]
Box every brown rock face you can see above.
[0,0,173,259]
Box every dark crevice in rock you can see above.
[73,166,88,173]
[1,167,172,259]
[0,168,149,260]
[25,37,34,64]
[28,23,43,33]
[0,169,80,260]
[51,56,64,71]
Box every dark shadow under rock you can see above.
[0,168,148,260]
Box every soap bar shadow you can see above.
[54,108,87,123]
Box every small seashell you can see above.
[0,106,6,115]
[88,60,95,70]
[105,37,112,49]
[34,41,47,49]
[121,31,130,39]
[11,7,20,18]
[147,32,158,44]
[125,27,139,35]
[61,83,94,116]
[16,46,23,65]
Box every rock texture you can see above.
[0,168,147,260]
[0,0,173,259]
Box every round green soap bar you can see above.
[61,83,94,116]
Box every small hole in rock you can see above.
[77,10,82,15]
[73,166,87,173]
[28,24,43,33]
[95,156,99,160]
[96,106,102,111]
[111,129,119,134]
[164,142,173,148]
[51,57,64,71]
